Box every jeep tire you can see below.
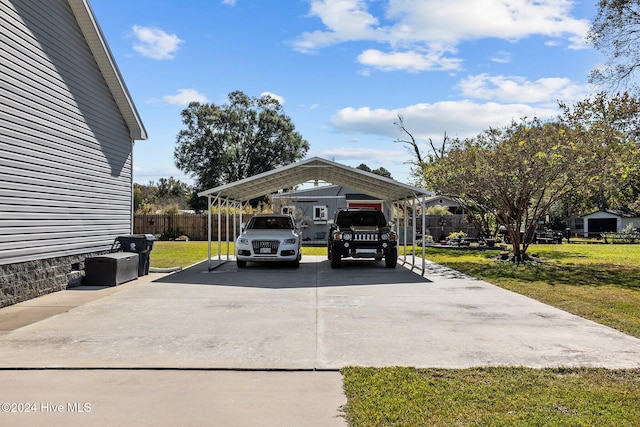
[385,247,397,268]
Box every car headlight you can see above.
[381,233,389,240]
[238,238,249,245]
[284,238,297,244]
[342,233,352,241]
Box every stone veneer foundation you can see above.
[0,252,107,308]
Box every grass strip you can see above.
[341,366,640,427]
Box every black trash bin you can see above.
[113,234,155,276]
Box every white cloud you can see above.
[357,49,462,72]
[132,25,184,60]
[291,0,590,72]
[490,51,511,64]
[330,100,560,142]
[457,74,592,103]
[163,89,209,105]
[309,147,407,165]
[221,0,236,5]
[261,92,285,105]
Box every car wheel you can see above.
[385,248,397,268]
[237,259,247,268]
[292,257,300,268]
[330,254,341,268]
[327,245,332,260]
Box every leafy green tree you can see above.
[174,91,309,209]
[423,118,586,261]
[356,163,393,179]
[559,92,640,212]
[133,177,192,213]
[589,0,640,90]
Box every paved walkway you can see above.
[2,256,640,426]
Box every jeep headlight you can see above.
[342,233,352,241]
[381,233,389,240]
[284,238,297,244]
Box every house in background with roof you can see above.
[580,209,640,237]
[271,185,394,244]
[0,0,146,307]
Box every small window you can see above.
[281,205,295,215]
[313,206,328,221]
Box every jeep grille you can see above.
[252,240,279,254]
[353,233,379,241]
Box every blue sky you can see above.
[90,0,603,186]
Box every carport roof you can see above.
[198,157,431,203]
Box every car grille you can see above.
[252,240,280,254]
[353,233,379,241]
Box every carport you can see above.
[198,157,432,272]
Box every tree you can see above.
[174,91,310,209]
[558,92,640,212]
[356,163,393,179]
[133,177,193,213]
[589,0,640,90]
[422,118,588,261]
[394,114,449,187]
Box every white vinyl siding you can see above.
[0,0,133,265]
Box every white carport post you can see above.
[217,196,223,264]
[411,198,417,268]
[207,193,221,271]
[421,194,426,275]
[225,199,230,260]
[402,201,408,264]
[207,194,212,270]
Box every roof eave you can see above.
[67,0,147,141]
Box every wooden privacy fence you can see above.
[414,214,481,240]
[134,214,253,241]
[135,213,482,242]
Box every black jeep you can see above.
[327,208,397,268]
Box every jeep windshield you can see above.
[336,211,387,227]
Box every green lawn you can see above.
[150,241,640,426]
[341,366,640,427]
[149,241,327,268]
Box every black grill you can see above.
[353,233,378,241]
[252,240,279,255]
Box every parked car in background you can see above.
[235,214,302,268]
[328,208,397,268]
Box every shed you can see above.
[0,0,146,307]
[582,210,640,237]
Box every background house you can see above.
[0,0,146,307]
[581,210,640,237]
[271,185,392,244]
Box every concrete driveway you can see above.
[2,256,640,370]
[2,255,640,426]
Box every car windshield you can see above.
[337,211,386,227]
[248,216,294,230]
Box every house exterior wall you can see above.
[621,218,640,231]
[0,0,134,307]
[272,186,392,242]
